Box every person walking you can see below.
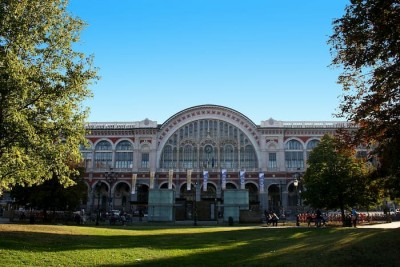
[351,208,358,228]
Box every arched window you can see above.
[94,140,112,169]
[202,145,216,168]
[221,144,235,168]
[241,145,257,169]
[161,145,174,169]
[159,119,258,171]
[306,139,320,160]
[115,140,133,169]
[180,145,194,169]
[285,140,304,170]
[80,143,93,170]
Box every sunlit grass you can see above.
[1,224,399,266]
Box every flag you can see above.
[187,169,192,191]
[150,171,155,189]
[203,170,209,191]
[240,170,246,189]
[168,169,173,189]
[259,172,265,193]
[221,169,227,190]
[131,173,137,194]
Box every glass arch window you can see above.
[161,145,174,169]
[160,119,258,170]
[94,140,112,169]
[115,140,133,169]
[306,139,320,150]
[306,139,320,160]
[80,144,93,170]
[180,145,195,169]
[221,144,236,169]
[285,140,304,169]
[241,145,257,169]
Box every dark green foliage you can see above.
[10,168,87,212]
[302,134,377,225]
[329,0,400,197]
[0,0,98,190]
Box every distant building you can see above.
[81,104,361,220]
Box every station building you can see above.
[81,104,358,221]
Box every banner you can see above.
[168,169,173,189]
[240,170,246,189]
[187,169,192,191]
[203,170,209,191]
[259,172,265,193]
[131,173,137,194]
[221,169,227,190]
[150,171,155,189]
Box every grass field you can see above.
[1,223,399,267]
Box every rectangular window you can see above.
[94,152,112,169]
[82,152,93,169]
[268,153,277,169]
[141,153,149,168]
[115,152,133,169]
[285,151,304,169]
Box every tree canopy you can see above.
[10,167,88,212]
[0,0,97,190]
[301,134,378,225]
[328,0,400,196]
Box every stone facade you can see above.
[82,104,358,220]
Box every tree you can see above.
[0,0,98,190]
[328,0,400,197]
[10,167,88,213]
[301,134,378,226]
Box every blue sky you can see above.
[68,0,349,124]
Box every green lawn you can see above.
[1,223,399,267]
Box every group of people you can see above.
[303,208,358,227]
[264,210,280,226]
[304,209,326,227]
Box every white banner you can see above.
[240,170,246,189]
[150,171,155,189]
[203,170,209,192]
[259,172,265,193]
[187,169,192,191]
[168,169,173,189]
[221,169,227,190]
[131,173,137,194]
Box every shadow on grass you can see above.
[1,225,400,266]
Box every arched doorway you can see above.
[246,183,259,210]
[92,182,109,212]
[288,183,298,207]
[225,182,237,189]
[200,184,217,221]
[176,183,218,221]
[114,182,130,211]
[177,183,196,221]
[132,184,149,214]
[268,184,280,213]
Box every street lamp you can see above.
[293,173,303,207]
[294,178,299,205]
[293,173,303,226]
[105,168,118,212]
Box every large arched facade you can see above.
[157,105,261,171]
[81,104,357,221]
[159,119,258,171]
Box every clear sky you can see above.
[68,0,349,125]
